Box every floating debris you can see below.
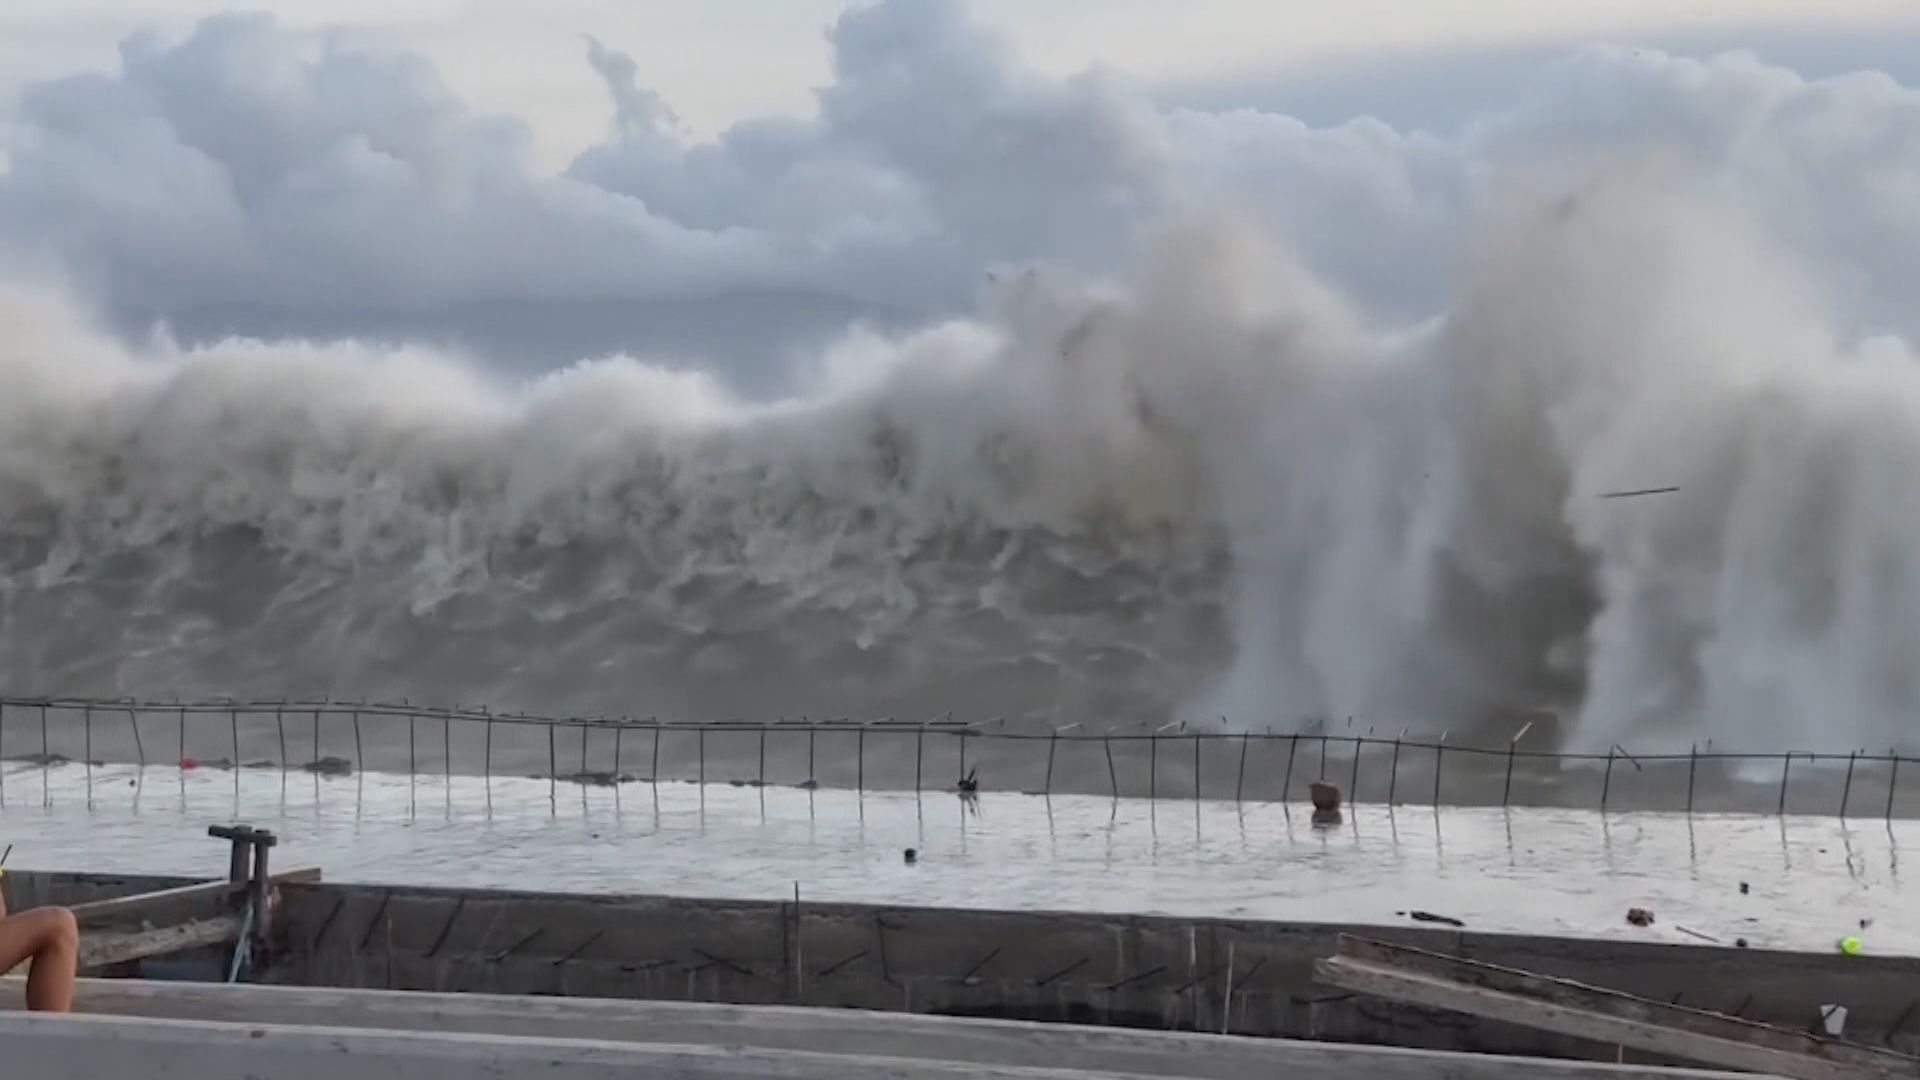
[559,771,633,788]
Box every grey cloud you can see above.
[5,0,1920,387]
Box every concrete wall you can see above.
[0,997,1767,1080]
[14,871,1916,1065]
[257,879,1920,1063]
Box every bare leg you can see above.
[0,908,78,1011]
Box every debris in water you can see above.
[1838,935,1863,956]
[1626,907,1655,927]
[904,848,918,865]
[1738,882,1749,895]
[1309,781,1342,812]
[1735,938,1749,949]
[1308,780,1344,826]
[560,770,627,788]
[1406,911,1466,928]
[1674,926,1719,944]
[957,768,979,795]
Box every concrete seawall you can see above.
[264,880,1920,1056]
[14,870,1911,1064]
[11,865,1917,1071]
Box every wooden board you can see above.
[1316,936,1920,1080]
[70,868,321,927]
[80,916,244,971]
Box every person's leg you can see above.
[0,908,78,1011]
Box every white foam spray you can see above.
[4,160,1920,753]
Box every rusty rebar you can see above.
[1105,734,1118,798]
[1388,730,1404,806]
[1194,734,1203,802]
[1235,732,1249,803]
[1281,734,1299,802]
[1502,721,1534,807]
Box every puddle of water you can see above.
[1,761,1910,956]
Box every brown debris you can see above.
[1309,780,1342,812]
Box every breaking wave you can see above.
[4,171,1920,754]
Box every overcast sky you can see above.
[6,0,1916,166]
[3,0,1919,390]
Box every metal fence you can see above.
[0,695,1914,819]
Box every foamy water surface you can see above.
[2,761,1910,956]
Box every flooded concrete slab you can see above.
[1,761,1910,956]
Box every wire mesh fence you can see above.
[1,695,1914,818]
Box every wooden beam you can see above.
[1316,936,1918,1080]
[79,915,244,970]
[69,869,321,926]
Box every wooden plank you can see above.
[80,916,243,970]
[1316,938,1918,1080]
[70,869,321,926]
[1329,936,1917,1075]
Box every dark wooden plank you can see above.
[1317,936,1919,1080]
[1331,936,1916,1074]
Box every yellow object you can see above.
[1839,935,1863,956]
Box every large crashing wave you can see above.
[6,171,1920,754]
[0,244,1234,732]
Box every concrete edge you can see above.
[2,979,1768,1080]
